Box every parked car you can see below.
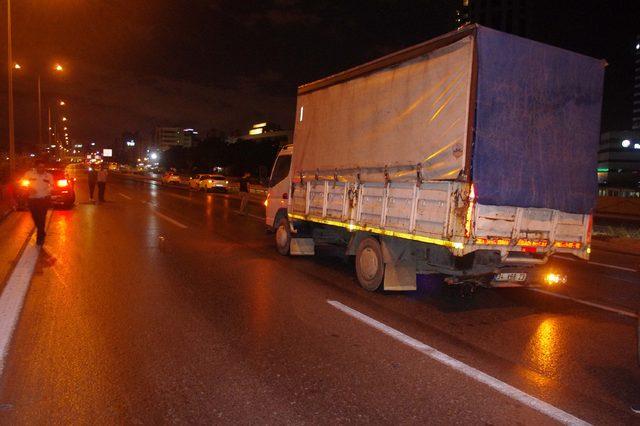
[201,175,229,192]
[162,172,181,185]
[189,174,207,190]
[16,168,76,210]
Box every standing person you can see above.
[238,172,250,215]
[88,164,98,202]
[23,159,53,246]
[97,163,108,202]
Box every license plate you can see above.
[494,272,527,282]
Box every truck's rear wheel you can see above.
[355,237,384,291]
[275,216,291,255]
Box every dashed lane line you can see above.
[527,288,637,318]
[118,193,132,200]
[328,300,590,426]
[151,210,188,229]
[232,210,264,222]
[555,255,637,273]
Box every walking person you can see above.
[23,159,53,246]
[97,163,108,202]
[238,172,250,215]
[88,164,98,202]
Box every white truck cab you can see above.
[265,144,293,233]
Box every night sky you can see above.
[0,0,638,151]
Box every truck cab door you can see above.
[266,152,292,228]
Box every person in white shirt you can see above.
[96,163,108,202]
[23,159,53,246]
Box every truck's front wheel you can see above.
[355,237,384,291]
[275,216,291,255]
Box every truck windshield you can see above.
[269,155,291,187]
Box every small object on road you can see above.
[158,235,166,250]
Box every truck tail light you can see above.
[56,179,69,187]
[516,239,548,247]
[553,241,582,249]
[19,179,30,187]
[475,237,510,246]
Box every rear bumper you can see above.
[465,244,589,262]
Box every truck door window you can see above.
[269,155,291,187]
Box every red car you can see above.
[16,168,76,210]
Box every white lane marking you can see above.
[152,210,188,229]
[118,193,132,200]
[328,300,590,426]
[555,255,637,272]
[232,210,264,222]
[527,288,637,319]
[163,192,193,201]
[555,255,576,262]
[586,261,636,273]
[0,237,39,376]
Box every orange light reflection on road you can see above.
[205,195,213,227]
[526,318,562,381]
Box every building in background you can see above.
[457,0,532,37]
[633,35,640,130]
[233,122,290,145]
[598,130,640,188]
[114,131,145,165]
[155,127,197,151]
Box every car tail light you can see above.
[19,179,30,187]
[264,192,270,207]
[56,179,69,187]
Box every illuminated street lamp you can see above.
[54,63,63,72]
[7,0,15,175]
[13,63,20,69]
[62,116,67,122]
[59,100,65,106]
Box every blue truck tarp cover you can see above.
[472,26,605,215]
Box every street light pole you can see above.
[7,0,15,176]
[37,74,42,150]
[47,106,52,148]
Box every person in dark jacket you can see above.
[88,164,98,202]
[238,172,250,215]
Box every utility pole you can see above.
[37,75,42,150]
[7,0,15,176]
[47,106,52,147]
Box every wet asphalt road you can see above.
[0,175,638,424]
